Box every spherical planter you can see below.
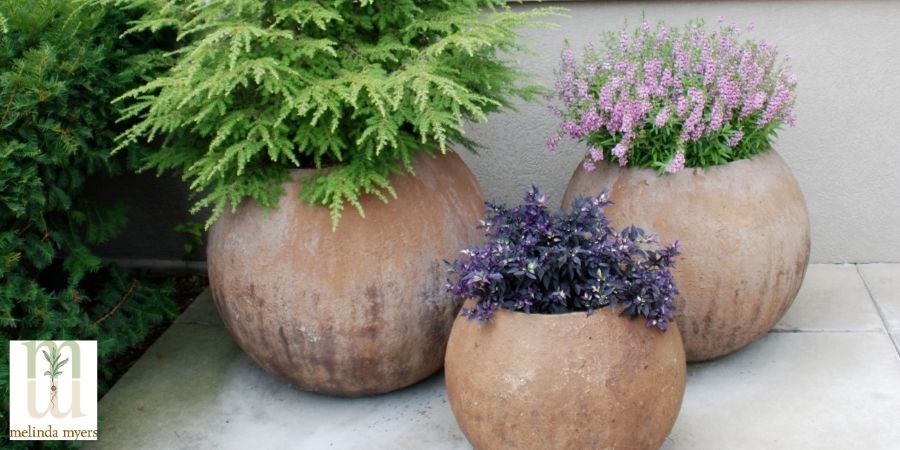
[445,305,686,450]
[563,150,810,362]
[207,151,484,396]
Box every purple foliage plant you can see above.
[446,187,680,331]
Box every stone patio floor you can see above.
[87,264,900,449]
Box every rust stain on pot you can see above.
[563,150,810,362]
[207,151,484,396]
[445,304,686,450]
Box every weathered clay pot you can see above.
[445,305,686,450]
[563,150,810,362]
[207,151,484,396]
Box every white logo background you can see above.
[9,340,98,440]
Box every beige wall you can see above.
[95,1,899,265]
[460,1,900,263]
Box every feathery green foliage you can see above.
[0,1,177,445]
[115,0,561,228]
[43,346,68,382]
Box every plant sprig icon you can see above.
[43,347,68,409]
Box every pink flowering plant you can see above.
[549,18,797,173]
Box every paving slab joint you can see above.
[856,264,900,358]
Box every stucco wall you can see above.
[457,0,900,263]
[94,1,900,264]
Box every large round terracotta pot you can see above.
[207,151,483,396]
[563,150,810,362]
[445,304,686,450]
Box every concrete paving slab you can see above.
[93,283,900,450]
[663,332,900,450]
[858,263,900,331]
[89,305,243,449]
[775,264,882,331]
[89,291,467,450]
[175,288,224,326]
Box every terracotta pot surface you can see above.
[563,150,811,362]
[207,151,484,396]
[445,305,686,450]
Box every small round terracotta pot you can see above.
[445,304,686,450]
[563,150,810,362]
[207,151,483,396]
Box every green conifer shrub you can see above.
[0,1,177,444]
[115,0,560,227]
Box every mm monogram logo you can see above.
[8,340,98,441]
[22,341,85,419]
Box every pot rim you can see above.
[585,147,779,176]
[285,148,456,178]
[461,299,662,326]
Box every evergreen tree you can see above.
[0,1,176,445]
[115,0,561,227]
